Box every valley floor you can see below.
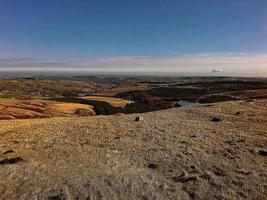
[0,100,266,200]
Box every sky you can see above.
[0,0,267,77]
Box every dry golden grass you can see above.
[48,103,94,114]
[0,100,266,199]
[81,96,133,107]
[0,98,95,119]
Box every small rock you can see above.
[135,116,144,122]
[211,117,222,122]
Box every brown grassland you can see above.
[0,98,95,119]
[0,100,266,199]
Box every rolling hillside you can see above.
[0,100,266,200]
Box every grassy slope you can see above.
[0,100,266,199]
[0,98,95,119]
[80,96,133,108]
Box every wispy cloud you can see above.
[211,69,223,73]
[0,53,267,77]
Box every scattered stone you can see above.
[0,157,24,165]
[135,116,144,122]
[211,117,222,122]
[258,150,267,157]
[147,163,159,169]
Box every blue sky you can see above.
[0,0,267,76]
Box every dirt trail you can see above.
[0,100,266,200]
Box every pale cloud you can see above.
[0,53,267,77]
[211,69,223,73]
